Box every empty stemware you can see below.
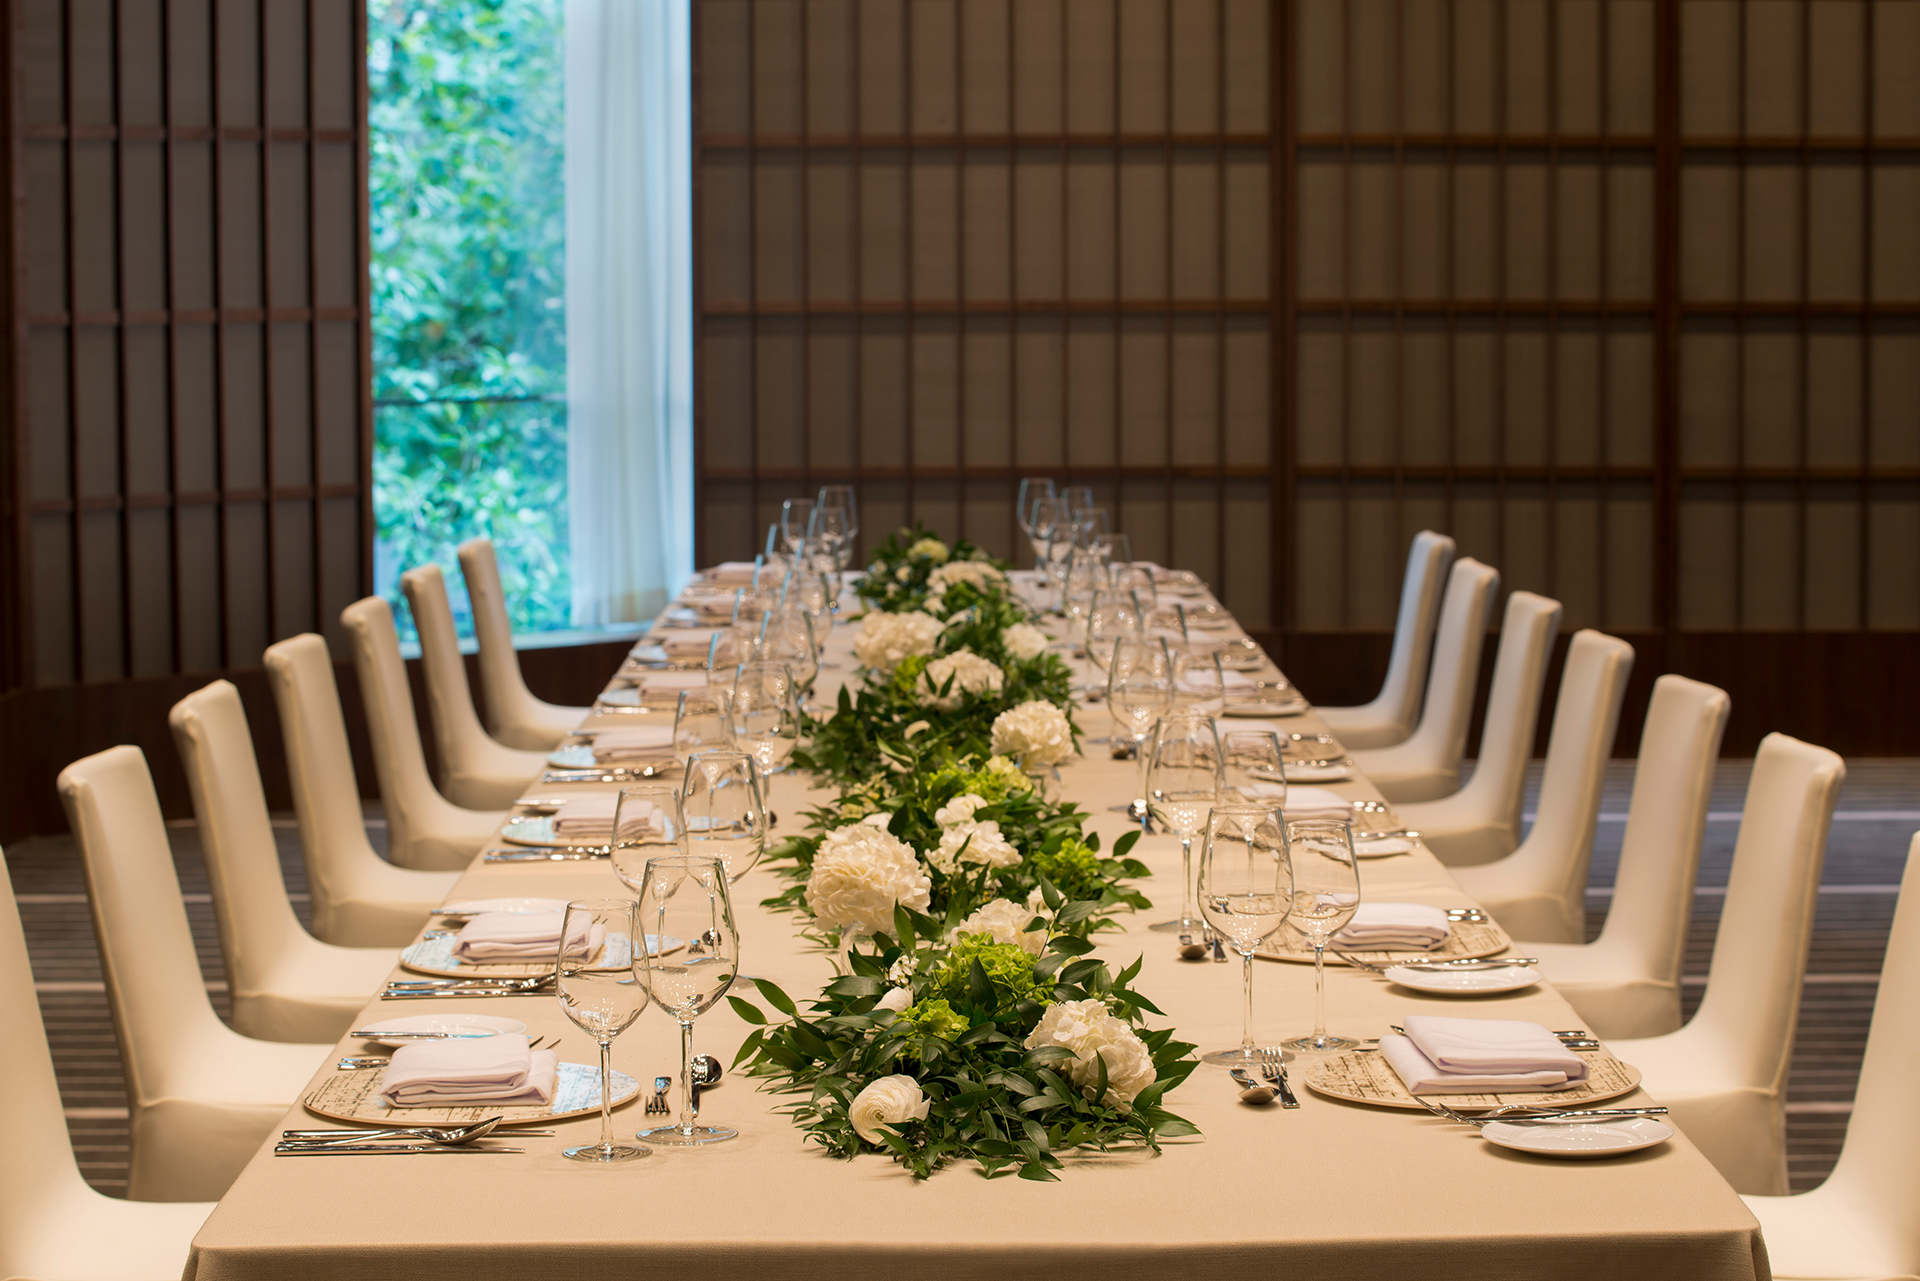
[681,748,767,884]
[609,783,687,893]
[730,660,801,826]
[634,854,740,1145]
[1144,709,1224,934]
[673,688,734,766]
[1223,729,1286,804]
[555,898,650,1163]
[757,607,820,702]
[1173,646,1227,715]
[779,498,815,556]
[1108,635,1174,767]
[1084,586,1143,708]
[1198,804,1291,1067]
[1282,817,1362,1052]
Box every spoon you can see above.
[1228,1068,1280,1105]
[1177,931,1208,960]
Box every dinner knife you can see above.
[274,1143,525,1156]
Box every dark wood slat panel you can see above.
[700,130,1273,149]
[29,306,361,326]
[26,123,355,143]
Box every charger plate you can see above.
[1302,1049,1641,1112]
[1257,918,1514,965]
[302,1061,642,1127]
[399,930,682,978]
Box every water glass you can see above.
[1173,646,1227,714]
[815,484,859,568]
[673,688,734,766]
[1061,547,1106,633]
[1028,495,1066,574]
[1223,730,1286,804]
[635,855,740,1145]
[1282,818,1362,1052]
[779,498,814,555]
[609,783,687,892]
[1198,804,1291,1067]
[681,749,767,883]
[731,660,801,825]
[1017,477,1056,540]
[1144,709,1224,934]
[1108,636,1174,765]
[556,899,650,1163]
[1084,586,1143,704]
[1061,484,1096,519]
[757,607,820,696]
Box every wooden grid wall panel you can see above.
[9,0,371,690]
[694,0,1282,629]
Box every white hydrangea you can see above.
[954,898,1046,956]
[852,610,943,671]
[908,538,950,562]
[1002,622,1051,661]
[926,560,1005,596]
[1023,999,1157,1112]
[990,699,1075,767]
[914,649,1005,711]
[804,823,933,937]
[933,792,989,828]
[929,819,1022,874]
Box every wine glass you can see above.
[757,607,819,701]
[1016,477,1056,542]
[1095,532,1132,567]
[782,559,835,651]
[1028,494,1066,575]
[673,688,734,766]
[1112,560,1156,603]
[1173,646,1227,715]
[807,505,853,577]
[1062,484,1096,519]
[1108,636,1174,768]
[555,898,650,1163]
[816,484,859,567]
[1072,507,1113,548]
[635,854,740,1145]
[1282,817,1362,1052]
[1144,709,1223,934]
[1041,526,1076,602]
[1198,804,1291,1067]
[681,748,767,883]
[779,498,814,555]
[610,784,687,893]
[1223,729,1286,805]
[1061,547,1105,635]
[1084,586,1142,706]
[731,588,770,660]
[731,660,800,826]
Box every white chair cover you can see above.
[169,679,401,1041]
[56,746,333,1203]
[459,537,589,749]
[1510,674,1729,1036]
[263,633,461,943]
[0,848,213,1276]
[337,600,506,871]
[1348,557,1499,803]
[400,564,549,809]
[1442,629,1635,936]
[1743,833,1920,1280]
[1392,591,1565,861]
[1316,530,1455,750]
[1611,732,1845,1196]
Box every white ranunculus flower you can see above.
[930,819,1022,875]
[852,610,943,671]
[914,649,1005,710]
[860,811,894,828]
[926,560,1005,595]
[990,699,1075,766]
[848,1074,931,1144]
[955,898,1046,956]
[805,824,933,937]
[1002,622,1051,661]
[1023,999,1157,1112]
[874,986,914,1014]
[933,792,988,829]
[908,538,950,563]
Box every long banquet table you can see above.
[184,574,1770,1281]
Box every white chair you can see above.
[1389,591,1565,861]
[1743,833,1920,1280]
[1436,627,1634,924]
[57,746,333,1203]
[337,599,506,871]
[1316,530,1455,750]
[0,848,214,1277]
[459,536,589,749]
[400,564,549,809]
[264,633,464,944]
[169,680,400,1041]
[1347,557,1499,803]
[1503,674,1729,1036]
[1608,732,1844,1196]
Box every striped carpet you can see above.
[13,761,1916,1196]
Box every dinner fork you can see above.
[1331,954,1539,974]
[1257,1050,1300,1109]
[1411,1096,1669,1128]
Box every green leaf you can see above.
[1017,1161,1061,1182]
[824,975,887,998]
[731,1028,766,1068]
[1046,935,1095,956]
[754,979,799,1018]
[967,958,993,1012]
[727,996,768,1024]
[1112,829,1141,860]
[1022,1045,1077,1068]
[1036,873,1065,912]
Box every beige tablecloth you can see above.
[185,596,1768,1281]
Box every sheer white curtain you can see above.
[564,0,693,626]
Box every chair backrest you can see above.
[1367,530,1456,734]
[1825,833,1920,1261]
[339,596,443,865]
[1505,628,1634,933]
[458,537,536,740]
[0,848,95,1255]
[1689,732,1844,1093]
[1449,590,1562,829]
[263,632,388,938]
[168,681,308,998]
[401,563,489,780]
[58,746,228,1110]
[1400,557,1500,766]
[1594,674,1729,976]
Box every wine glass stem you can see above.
[1179,837,1196,927]
[1241,949,1256,1054]
[1312,944,1329,1043]
[597,1036,614,1153]
[676,1019,697,1134]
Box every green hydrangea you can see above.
[893,653,931,694]
[1027,837,1104,901]
[929,755,1032,806]
[900,997,968,1042]
[934,934,1043,1015]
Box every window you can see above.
[368,0,568,638]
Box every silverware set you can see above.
[274,1116,551,1156]
[380,974,556,1000]
[1357,1026,1601,1052]
[1332,952,1532,975]
[336,1035,557,1070]
[1411,1096,1669,1128]
[483,847,610,863]
[1228,1049,1299,1108]
[646,1076,671,1115]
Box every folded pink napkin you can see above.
[1332,902,1450,950]
[660,628,723,658]
[1380,1016,1588,1095]
[589,726,675,764]
[641,671,709,694]
[379,1034,560,1107]
[704,561,759,585]
[451,910,605,962]
[1270,784,1351,819]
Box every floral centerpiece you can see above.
[856,524,1011,615]
[729,901,1199,1181]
